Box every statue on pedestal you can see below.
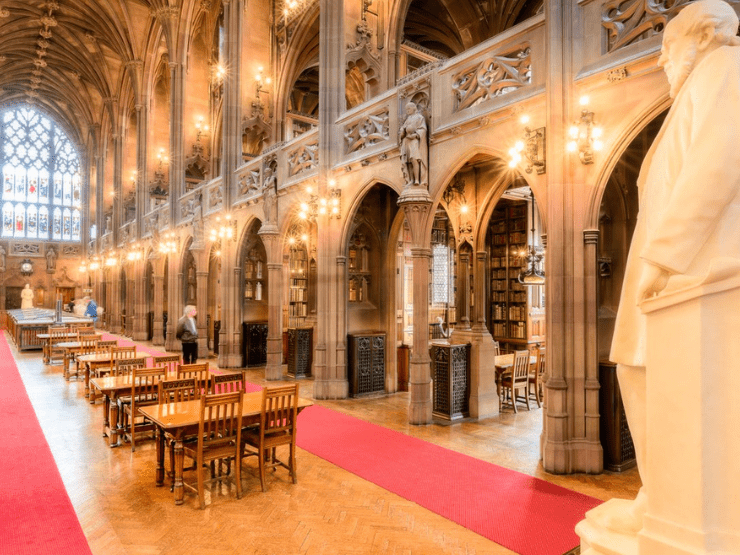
[399,101,428,188]
[21,283,33,309]
[0,244,6,273]
[580,0,740,546]
[46,247,56,272]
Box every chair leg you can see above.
[524,386,530,410]
[197,458,205,509]
[235,454,242,500]
[290,444,297,484]
[258,448,266,492]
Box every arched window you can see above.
[0,107,82,241]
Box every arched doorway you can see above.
[239,220,268,367]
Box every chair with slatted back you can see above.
[76,326,96,335]
[97,339,118,349]
[120,365,167,452]
[177,363,210,395]
[68,335,99,381]
[242,383,299,492]
[528,348,546,408]
[493,340,501,357]
[183,391,244,509]
[211,371,245,394]
[48,325,69,367]
[158,377,200,491]
[500,350,531,413]
[113,356,148,377]
[152,354,182,376]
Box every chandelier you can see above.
[517,191,545,286]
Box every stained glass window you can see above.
[0,107,82,241]
[432,243,450,304]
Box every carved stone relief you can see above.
[288,142,318,177]
[62,245,80,256]
[344,109,390,154]
[11,242,41,256]
[208,183,223,209]
[452,47,531,112]
[239,169,261,197]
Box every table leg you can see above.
[84,364,90,399]
[174,438,184,505]
[155,428,165,486]
[103,395,110,436]
[109,398,120,447]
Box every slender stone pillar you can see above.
[458,251,471,330]
[126,269,135,337]
[152,272,164,346]
[196,269,209,356]
[398,187,434,424]
[259,228,283,380]
[165,257,180,352]
[111,132,122,247]
[168,61,184,229]
[583,230,603,466]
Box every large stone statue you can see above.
[191,193,204,249]
[46,246,56,271]
[21,283,33,309]
[582,0,740,545]
[399,101,428,188]
[0,244,6,273]
[262,163,277,225]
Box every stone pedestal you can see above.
[577,266,740,555]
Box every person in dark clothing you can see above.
[176,305,198,364]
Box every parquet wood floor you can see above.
[12,334,640,555]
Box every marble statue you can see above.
[191,193,204,249]
[0,244,6,273]
[584,0,740,544]
[21,283,33,309]
[46,246,56,271]
[399,101,428,188]
[262,164,277,224]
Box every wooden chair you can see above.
[211,371,245,394]
[500,350,531,413]
[47,325,69,366]
[182,391,244,509]
[528,348,546,408]
[178,363,210,394]
[68,335,99,381]
[76,326,96,335]
[112,356,148,377]
[158,377,200,491]
[120,365,167,452]
[152,354,182,376]
[493,341,501,357]
[97,339,118,349]
[242,383,299,492]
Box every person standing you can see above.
[176,305,198,364]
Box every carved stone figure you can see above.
[21,283,33,309]
[399,101,428,188]
[595,0,740,538]
[191,193,204,249]
[262,163,277,224]
[0,244,6,273]
[46,246,56,271]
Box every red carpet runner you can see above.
[0,333,92,555]
[296,405,599,555]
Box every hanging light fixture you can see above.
[518,191,545,286]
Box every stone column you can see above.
[457,250,471,330]
[313,0,347,399]
[152,271,164,345]
[165,255,180,352]
[583,230,602,464]
[132,257,148,340]
[218,245,242,368]
[195,269,209,357]
[126,267,135,336]
[398,187,433,424]
[259,227,283,380]
[169,62,184,228]
[111,133,122,247]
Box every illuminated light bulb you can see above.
[329,179,336,187]
[319,206,327,215]
[331,197,339,206]
[288,237,295,245]
[509,159,517,168]
[305,186,313,194]
[593,140,604,151]
[569,125,579,139]
[460,204,469,214]
[508,147,517,157]
[567,141,577,152]
[265,77,271,85]
[520,114,530,125]
[215,250,221,257]
[319,198,327,206]
[592,127,603,139]
[579,95,590,106]
[515,140,525,152]
[225,213,231,220]
[301,234,308,242]
[298,211,307,219]
[216,216,221,222]
[300,202,309,211]
[331,206,339,215]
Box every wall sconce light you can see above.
[209,213,235,242]
[126,243,143,262]
[157,148,169,169]
[567,96,603,165]
[105,253,118,267]
[89,257,100,271]
[79,261,87,273]
[508,115,546,174]
[213,63,226,84]
[255,67,272,100]
[298,181,341,220]
[159,232,178,255]
[195,117,209,142]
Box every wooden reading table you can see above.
[494,353,537,409]
[138,393,313,505]
[77,352,128,402]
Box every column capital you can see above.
[410,247,431,258]
[583,229,599,245]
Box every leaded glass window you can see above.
[0,107,82,241]
[432,243,450,304]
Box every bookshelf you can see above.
[288,246,308,327]
[488,198,545,352]
[243,248,265,303]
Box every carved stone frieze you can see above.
[602,0,697,52]
[208,182,223,209]
[287,142,318,177]
[452,47,531,112]
[239,169,261,197]
[607,67,628,82]
[11,242,41,256]
[344,109,389,154]
[62,245,80,256]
